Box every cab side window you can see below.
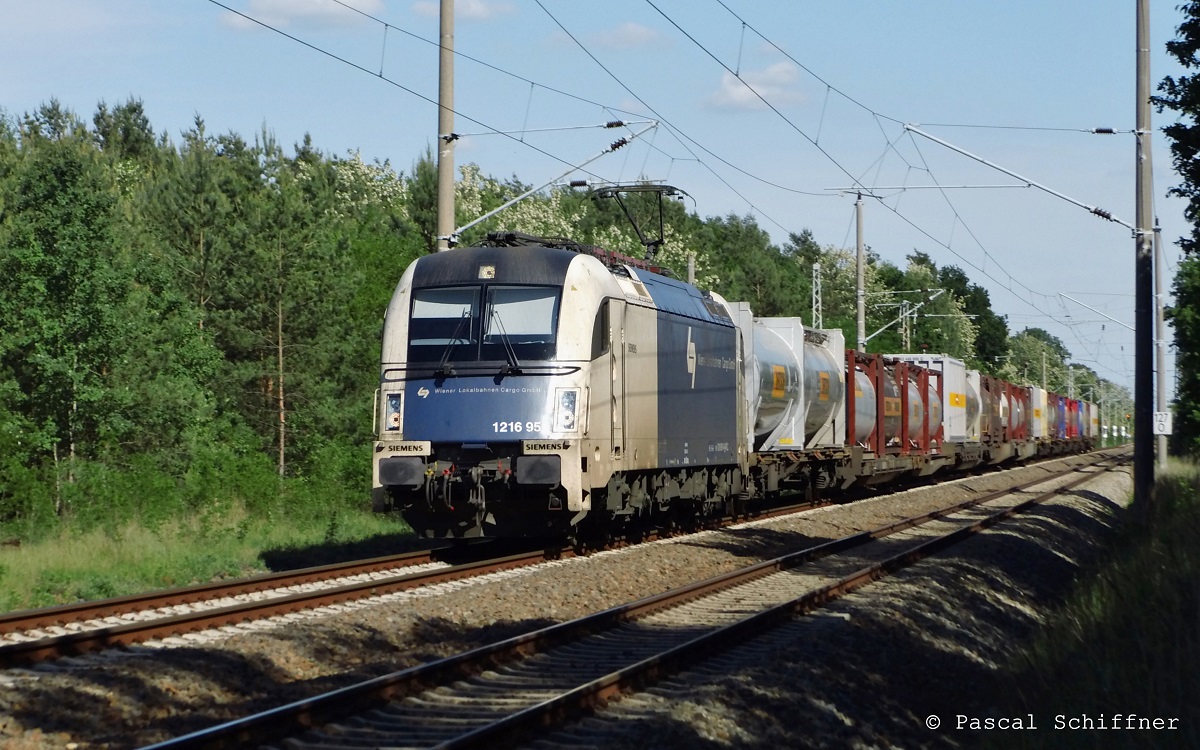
[591,300,610,360]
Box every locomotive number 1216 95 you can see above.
[492,421,542,433]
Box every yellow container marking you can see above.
[771,365,786,399]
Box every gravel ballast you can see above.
[0,453,1131,749]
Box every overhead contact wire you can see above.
[206,0,619,184]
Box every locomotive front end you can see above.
[372,243,603,538]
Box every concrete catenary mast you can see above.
[436,0,455,251]
[1133,0,1155,510]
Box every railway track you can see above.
[0,498,826,666]
[140,451,1127,750]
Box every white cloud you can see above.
[411,0,515,21]
[587,22,662,50]
[705,61,804,111]
[222,0,385,31]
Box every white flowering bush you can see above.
[503,186,586,240]
[454,162,491,221]
[652,222,720,289]
[332,150,407,218]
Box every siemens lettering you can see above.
[524,440,569,453]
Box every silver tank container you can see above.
[852,370,875,443]
[750,323,846,446]
[924,382,942,438]
[750,325,801,443]
[904,380,926,440]
[801,339,845,439]
[965,380,980,433]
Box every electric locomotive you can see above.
[372,232,743,538]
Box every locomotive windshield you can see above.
[408,285,560,365]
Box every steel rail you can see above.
[459,453,1130,750]
[0,496,830,665]
[141,451,1127,749]
[0,549,545,665]
[0,548,446,636]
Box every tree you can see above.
[903,261,977,360]
[0,103,134,511]
[937,264,1009,369]
[999,330,1069,390]
[696,213,807,317]
[407,146,438,253]
[1165,257,1200,454]
[92,98,158,163]
[1020,327,1070,362]
[1154,1,1200,455]
[147,116,234,333]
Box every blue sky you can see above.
[0,0,1189,397]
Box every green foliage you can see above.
[1156,2,1200,258]
[1000,330,1062,387]
[937,264,1009,370]
[408,146,438,252]
[0,100,401,541]
[1167,255,1200,455]
[0,94,1044,555]
[698,213,805,316]
[92,98,158,164]
[1156,4,1200,457]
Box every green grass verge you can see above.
[0,502,410,612]
[985,458,1200,749]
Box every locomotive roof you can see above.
[410,243,578,288]
[412,239,731,327]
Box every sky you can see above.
[0,0,1190,400]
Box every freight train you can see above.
[371,232,1098,540]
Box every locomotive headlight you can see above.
[554,387,580,432]
[384,392,403,432]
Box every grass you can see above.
[985,458,1200,749]
[0,502,410,612]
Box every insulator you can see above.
[605,120,624,128]
[609,138,628,151]
[1093,128,1116,134]
[1091,207,1113,220]
[569,180,588,188]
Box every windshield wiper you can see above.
[489,309,522,375]
[436,312,472,376]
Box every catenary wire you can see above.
[328,0,824,202]
[704,0,1133,366]
[205,1,644,187]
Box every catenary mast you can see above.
[436,0,455,251]
[1133,0,1155,511]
